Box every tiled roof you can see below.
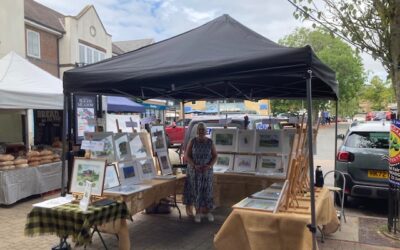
[113,39,154,54]
[112,43,125,55]
[24,0,65,33]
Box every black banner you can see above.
[33,110,63,146]
[74,95,97,144]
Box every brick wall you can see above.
[25,25,59,78]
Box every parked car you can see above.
[165,118,191,146]
[335,121,390,204]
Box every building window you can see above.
[27,30,40,58]
[78,43,106,65]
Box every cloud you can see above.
[35,0,387,78]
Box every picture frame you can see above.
[212,128,237,152]
[214,153,234,170]
[84,132,116,163]
[157,151,172,175]
[237,129,255,153]
[251,188,281,200]
[282,128,296,154]
[103,184,152,196]
[233,154,257,173]
[70,158,107,196]
[114,133,132,161]
[118,160,142,184]
[103,164,120,190]
[136,157,156,180]
[150,125,168,153]
[255,130,282,153]
[233,197,277,212]
[129,132,152,159]
[256,156,283,174]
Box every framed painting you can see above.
[255,130,282,153]
[84,132,116,163]
[157,151,172,175]
[282,128,296,154]
[136,157,156,180]
[129,132,152,159]
[233,154,256,173]
[237,130,255,153]
[212,128,237,152]
[70,158,106,196]
[114,133,132,161]
[214,153,234,170]
[103,164,120,189]
[233,197,277,212]
[150,125,168,153]
[118,160,142,184]
[256,156,283,174]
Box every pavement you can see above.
[1,122,399,249]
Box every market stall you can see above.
[0,51,64,204]
[63,14,338,248]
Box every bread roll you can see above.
[15,163,29,168]
[27,151,40,157]
[0,161,14,166]
[14,159,28,165]
[1,165,15,170]
[29,161,40,167]
[0,154,15,162]
[28,156,41,162]
[40,150,53,156]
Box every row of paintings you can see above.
[84,127,167,164]
[211,128,296,154]
[214,153,287,178]
[233,181,288,213]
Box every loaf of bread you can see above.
[39,159,52,165]
[27,151,40,157]
[40,150,53,156]
[0,154,15,162]
[40,155,54,161]
[1,165,15,170]
[14,159,28,165]
[28,156,41,162]
[0,161,14,166]
[15,163,29,168]
[29,161,40,167]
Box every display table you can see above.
[24,201,130,247]
[0,162,66,205]
[213,172,284,207]
[104,175,186,215]
[214,188,339,250]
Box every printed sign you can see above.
[81,140,105,152]
[74,95,97,144]
[79,181,92,212]
[389,120,400,186]
[33,110,62,145]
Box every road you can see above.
[316,123,388,218]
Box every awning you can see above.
[107,96,145,113]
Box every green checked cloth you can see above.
[24,201,130,246]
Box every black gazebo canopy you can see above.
[63,14,338,100]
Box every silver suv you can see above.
[336,121,390,203]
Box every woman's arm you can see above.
[184,139,195,166]
[206,143,218,169]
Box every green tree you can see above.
[290,0,400,110]
[360,76,395,110]
[277,28,365,117]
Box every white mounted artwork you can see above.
[282,128,296,154]
[233,197,277,212]
[237,130,255,153]
[118,160,142,184]
[114,133,132,161]
[212,128,237,152]
[214,154,234,173]
[255,130,282,153]
[233,154,256,173]
[84,132,116,163]
[150,125,168,153]
[103,164,120,189]
[157,151,172,175]
[136,157,156,180]
[129,132,152,159]
[256,156,283,174]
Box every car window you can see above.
[345,131,389,149]
[176,120,183,126]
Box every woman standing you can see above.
[184,122,217,223]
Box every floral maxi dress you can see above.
[183,138,214,209]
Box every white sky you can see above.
[36,0,387,80]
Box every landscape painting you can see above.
[212,128,237,152]
[70,158,106,196]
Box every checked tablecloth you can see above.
[24,201,130,245]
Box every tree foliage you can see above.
[291,0,400,110]
[275,28,365,117]
[360,76,395,110]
